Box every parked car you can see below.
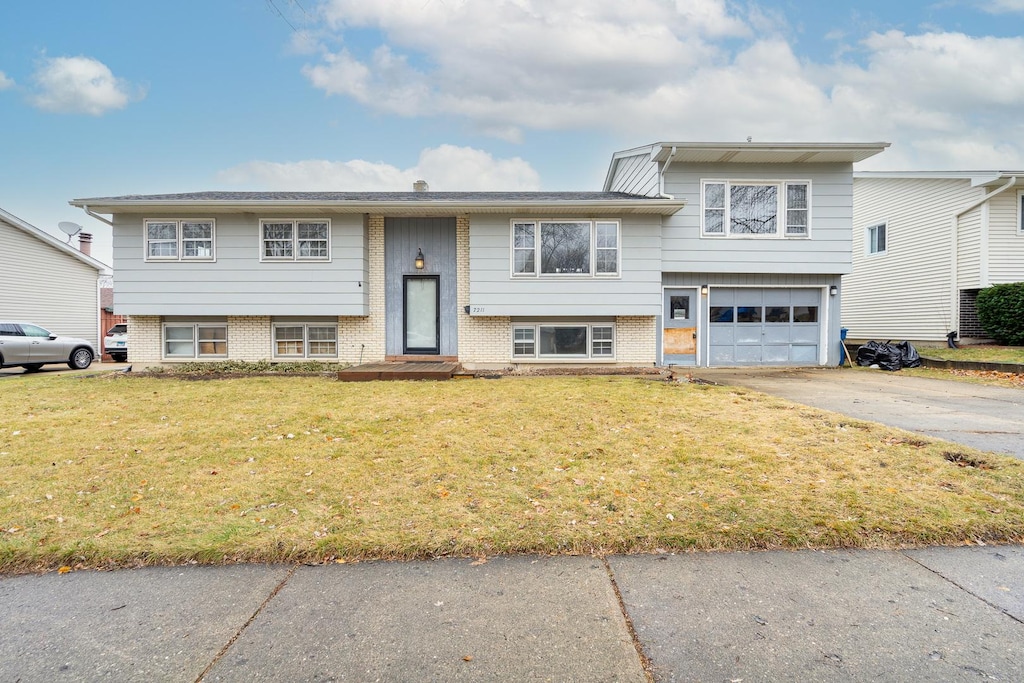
[104,323,128,362]
[0,321,95,371]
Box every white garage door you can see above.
[708,288,821,366]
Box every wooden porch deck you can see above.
[337,361,462,382]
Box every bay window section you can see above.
[261,219,331,261]
[511,220,619,276]
[163,323,227,359]
[702,181,811,238]
[512,323,615,360]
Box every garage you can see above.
[708,288,821,366]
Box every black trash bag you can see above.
[856,340,904,371]
[897,341,922,368]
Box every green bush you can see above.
[976,282,1024,345]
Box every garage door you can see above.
[708,288,821,366]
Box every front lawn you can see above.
[1,374,1022,573]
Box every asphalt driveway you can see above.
[694,367,1024,460]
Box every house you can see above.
[0,207,111,349]
[844,172,1024,344]
[69,141,887,369]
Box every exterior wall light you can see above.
[414,248,425,270]
[829,285,838,296]
[700,285,709,296]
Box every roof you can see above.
[855,171,1024,187]
[0,206,110,274]
[70,191,686,216]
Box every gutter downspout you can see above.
[81,205,114,227]
[949,176,1017,338]
[658,146,677,199]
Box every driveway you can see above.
[0,361,130,379]
[694,367,1024,459]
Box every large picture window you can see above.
[511,220,619,276]
[145,219,215,261]
[163,323,227,358]
[261,220,331,261]
[512,323,615,359]
[701,181,810,237]
[273,323,338,358]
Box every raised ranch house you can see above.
[845,171,1024,344]
[71,141,888,370]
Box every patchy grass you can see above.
[901,367,1024,389]
[919,345,1024,364]
[1,374,1023,573]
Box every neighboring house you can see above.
[0,207,111,349]
[845,172,1024,343]
[70,141,887,369]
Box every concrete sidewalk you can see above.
[2,546,1022,681]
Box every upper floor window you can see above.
[145,219,215,261]
[511,220,619,277]
[1017,191,1024,234]
[867,222,887,254]
[702,181,810,237]
[260,219,331,261]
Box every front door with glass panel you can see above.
[663,288,698,365]
[404,275,440,354]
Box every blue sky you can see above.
[3,0,1024,266]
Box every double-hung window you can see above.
[163,323,227,358]
[511,323,615,360]
[867,222,887,254]
[512,220,619,276]
[273,323,338,358]
[260,220,331,261]
[701,181,810,237]
[145,219,215,261]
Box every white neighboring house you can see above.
[846,172,1024,344]
[0,207,111,348]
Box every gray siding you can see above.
[607,154,660,197]
[661,163,854,274]
[0,219,101,347]
[111,212,369,316]
[468,214,663,316]
[988,191,1024,285]
[384,217,458,356]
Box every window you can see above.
[512,324,615,360]
[261,220,331,261]
[701,181,810,237]
[163,323,227,358]
[273,324,338,358]
[145,220,215,261]
[1017,191,1024,234]
[710,306,818,324]
[511,220,619,276]
[867,223,887,254]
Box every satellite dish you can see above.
[58,221,83,243]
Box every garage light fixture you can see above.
[700,285,709,296]
[829,285,838,296]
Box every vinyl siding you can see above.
[845,177,981,342]
[956,206,982,289]
[467,214,662,316]
[660,163,853,274]
[0,219,101,347]
[988,191,1024,284]
[606,153,660,197]
[111,212,369,316]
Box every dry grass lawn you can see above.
[2,373,1023,573]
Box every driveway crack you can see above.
[900,552,1024,627]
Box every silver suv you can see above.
[0,322,95,372]
[104,323,127,362]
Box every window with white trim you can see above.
[701,181,810,237]
[163,323,227,358]
[867,222,887,254]
[1017,191,1024,234]
[145,219,215,261]
[512,323,615,359]
[260,219,331,261]
[273,323,338,358]
[511,220,619,276]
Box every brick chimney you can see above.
[413,180,429,192]
[78,232,93,256]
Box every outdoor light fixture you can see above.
[700,285,709,295]
[829,285,838,296]
[414,248,425,270]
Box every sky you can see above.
[2,0,1024,268]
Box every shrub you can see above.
[976,282,1024,345]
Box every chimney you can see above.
[413,180,429,193]
[78,232,93,256]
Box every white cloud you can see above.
[216,144,541,191]
[30,56,140,115]
[296,0,1024,169]
[983,0,1024,13]
[0,71,13,90]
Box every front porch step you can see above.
[338,361,462,382]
